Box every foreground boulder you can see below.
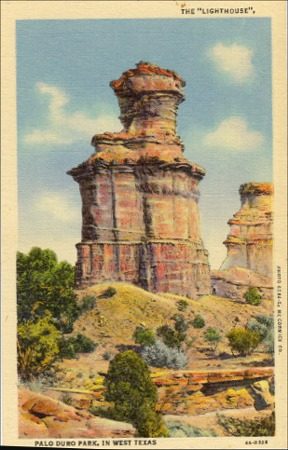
[19,388,135,438]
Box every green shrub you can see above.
[135,403,169,437]
[133,326,156,347]
[226,327,262,356]
[247,315,274,354]
[156,325,181,349]
[59,333,96,358]
[244,287,262,305]
[172,314,189,334]
[176,299,188,312]
[80,295,96,313]
[104,350,168,437]
[59,338,76,359]
[218,411,275,436]
[99,287,116,299]
[17,248,78,333]
[103,351,113,361]
[17,313,61,381]
[72,333,97,353]
[192,314,205,329]
[204,327,222,352]
[60,393,73,406]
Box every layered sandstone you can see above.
[19,388,135,438]
[68,62,211,298]
[212,183,273,300]
[49,367,274,416]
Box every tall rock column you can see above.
[211,183,273,301]
[68,62,211,298]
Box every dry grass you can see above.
[73,282,272,347]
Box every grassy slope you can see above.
[70,282,273,366]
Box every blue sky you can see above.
[17,18,272,269]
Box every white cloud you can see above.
[24,82,121,146]
[203,116,264,151]
[207,43,254,83]
[36,192,79,223]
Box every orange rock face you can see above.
[19,388,135,438]
[68,62,211,298]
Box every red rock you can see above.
[19,388,135,438]
[211,183,273,300]
[68,62,211,298]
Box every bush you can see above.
[80,295,96,313]
[17,313,61,381]
[60,393,73,406]
[247,315,274,354]
[226,327,262,356]
[135,403,169,437]
[218,411,275,436]
[141,340,187,369]
[133,326,156,347]
[176,299,188,312]
[244,287,262,305]
[167,420,216,437]
[71,333,97,353]
[104,350,167,437]
[58,337,77,359]
[204,327,222,352]
[59,333,96,358]
[17,248,79,332]
[157,318,187,349]
[103,351,113,361]
[99,287,116,299]
[192,314,205,329]
[156,325,180,349]
[173,314,189,334]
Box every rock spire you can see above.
[68,62,211,298]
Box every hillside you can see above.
[56,282,273,386]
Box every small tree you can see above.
[226,327,262,356]
[157,325,180,349]
[17,248,79,332]
[173,314,189,334]
[176,299,188,312]
[104,351,167,437]
[17,313,60,381]
[157,315,188,350]
[204,327,221,353]
[244,287,262,306]
[133,326,156,347]
[192,314,205,329]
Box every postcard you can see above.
[1,1,287,448]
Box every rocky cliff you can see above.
[212,183,273,300]
[68,62,211,298]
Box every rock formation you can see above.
[68,62,211,298]
[211,183,273,301]
[50,367,274,417]
[19,388,135,438]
